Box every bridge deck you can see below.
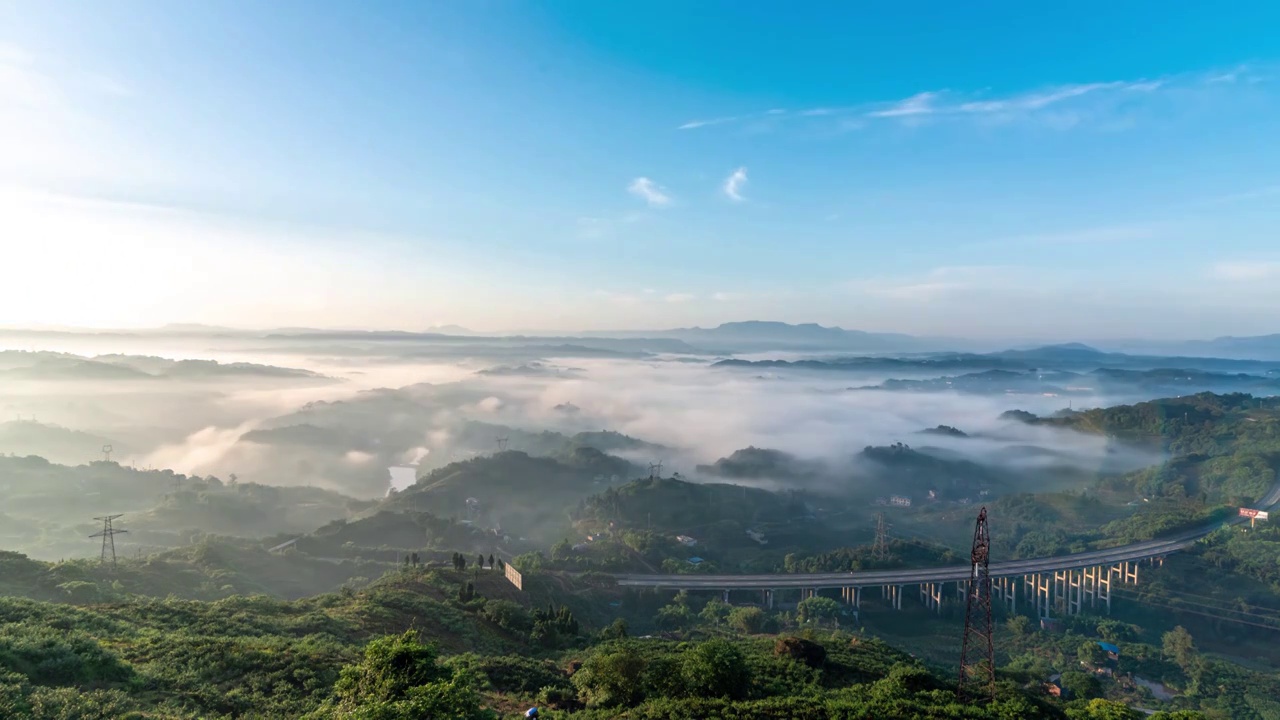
[610,482,1280,591]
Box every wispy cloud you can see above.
[866,91,939,118]
[0,45,60,109]
[664,293,696,303]
[1211,261,1280,282]
[678,66,1250,133]
[722,167,748,202]
[576,216,607,240]
[845,265,1017,302]
[1200,184,1280,206]
[678,115,744,130]
[627,177,672,207]
[83,72,133,98]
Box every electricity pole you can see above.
[90,514,127,568]
[873,512,890,559]
[958,506,995,703]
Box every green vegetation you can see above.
[0,455,372,559]
[0,567,1100,719]
[4,391,1280,717]
[384,451,638,546]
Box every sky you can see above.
[2,0,1280,339]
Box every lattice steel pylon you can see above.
[90,514,127,568]
[872,512,890,559]
[958,506,995,703]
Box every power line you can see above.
[1111,588,1280,626]
[89,514,127,568]
[1109,590,1280,633]
[1119,583,1280,618]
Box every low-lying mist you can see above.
[0,337,1166,500]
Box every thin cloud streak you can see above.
[678,67,1242,132]
[1211,261,1280,282]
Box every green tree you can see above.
[1161,626,1196,671]
[1065,698,1143,719]
[699,599,731,626]
[1060,670,1103,700]
[328,631,490,719]
[572,648,647,707]
[727,606,766,634]
[1006,614,1031,636]
[599,618,628,641]
[797,596,841,626]
[655,602,691,630]
[681,639,750,700]
[1078,641,1108,667]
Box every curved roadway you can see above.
[610,482,1280,591]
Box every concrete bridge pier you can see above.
[1098,567,1112,614]
[1067,569,1083,615]
[919,582,943,614]
[992,576,1016,613]
[881,584,903,610]
[1032,573,1053,618]
[1114,561,1139,586]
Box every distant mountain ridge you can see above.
[6,321,1280,359]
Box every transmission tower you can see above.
[872,512,890,559]
[90,514,127,568]
[101,444,113,462]
[495,436,508,452]
[957,506,995,703]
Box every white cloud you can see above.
[711,292,741,302]
[866,91,939,118]
[664,293,696,303]
[722,167,748,202]
[627,177,672,207]
[1211,261,1280,281]
[679,65,1242,133]
[678,115,742,130]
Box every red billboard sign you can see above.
[1239,508,1270,520]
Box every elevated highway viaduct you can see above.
[608,481,1280,618]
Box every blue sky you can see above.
[2,1,1279,338]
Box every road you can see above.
[610,481,1280,591]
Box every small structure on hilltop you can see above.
[676,535,698,547]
